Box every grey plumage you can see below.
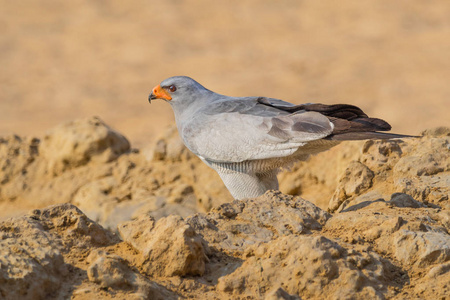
[149,76,414,200]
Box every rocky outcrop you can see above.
[0,204,116,299]
[2,191,448,299]
[187,191,330,253]
[0,120,232,228]
[217,235,391,300]
[0,119,449,299]
[86,250,176,300]
[0,204,176,300]
[118,214,207,277]
[40,116,131,174]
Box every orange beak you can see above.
[149,84,172,102]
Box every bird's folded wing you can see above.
[257,98,415,139]
[182,96,411,163]
[183,99,334,163]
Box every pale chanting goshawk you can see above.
[149,76,412,200]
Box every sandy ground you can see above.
[1,0,449,147]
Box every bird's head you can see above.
[149,76,211,108]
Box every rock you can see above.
[434,210,450,231]
[72,176,119,223]
[388,193,425,208]
[117,213,156,250]
[265,287,302,300]
[338,190,386,212]
[0,203,117,300]
[187,191,331,253]
[118,214,207,277]
[1,120,449,299]
[424,261,450,279]
[0,216,67,300]
[394,175,450,209]
[30,203,117,247]
[0,135,39,186]
[393,230,450,268]
[278,141,365,210]
[0,203,180,299]
[414,261,450,299]
[392,135,450,207]
[394,152,448,177]
[218,235,391,299]
[324,203,403,243]
[87,250,176,300]
[421,127,450,137]
[414,263,450,299]
[360,139,404,171]
[87,251,135,289]
[324,132,449,212]
[40,116,130,174]
[328,161,374,212]
[147,202,199,221]
[146,125,192,162]
[0,118,231,227]
[324,201,450,269]
[0,135,41,202]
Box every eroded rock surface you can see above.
[0,204,116,299]
[0,121,231,229]
[217,235,393,300]
[118,214,207,277]
[40,116,131,174]
[187,191,330,253]
[0,119,449,299]
[327,128,450,212]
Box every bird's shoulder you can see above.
[200,96,293,118]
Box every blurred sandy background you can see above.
[1,0,449,147]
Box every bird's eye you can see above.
[168,85,177,92]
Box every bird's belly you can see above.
[206,157,289,174]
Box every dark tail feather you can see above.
[326,132,418,141]
[258,99,418,141]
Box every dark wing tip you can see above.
[326,132,418,140]
[258,99,412,141]
[352,117,392,131]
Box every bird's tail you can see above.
[326,131,418,141]
[294,103,419,141]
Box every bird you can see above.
[148,76,413,200]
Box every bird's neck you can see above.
[171,90,216,122]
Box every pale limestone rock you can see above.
[413,261,450,298]
[1,120,449,299]
[393,230,450,268]
[388,192,425,208]
[187,191,331,253]
[328,161,374,212]
[87,250,176,300]
[265,287,302,300]
[40,116,130,173]
[324,200,450,269]
[146,125,192,162]
[0,203,116,300]
[0,217,67,300]
[217,235,390,299]
[118,214,207,277]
